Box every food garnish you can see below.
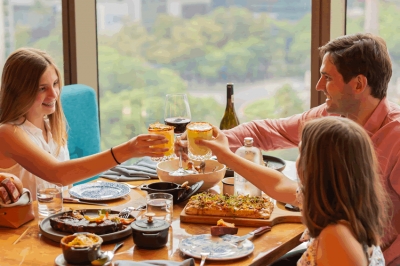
[217,219,235,227]
[67,234,98,246]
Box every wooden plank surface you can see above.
[180,201,302,227]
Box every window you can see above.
[347,0,400,103]
[96,0,312,161]
[0,0,63,78]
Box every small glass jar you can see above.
[234,137,262,197]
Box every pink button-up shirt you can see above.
[225,98,400,265]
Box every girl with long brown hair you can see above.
[0,48,168,198]
[198,116,388,265]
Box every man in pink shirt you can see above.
[224,33,400,265]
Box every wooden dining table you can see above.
[1,163,305,266]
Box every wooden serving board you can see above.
[180,201,302,227]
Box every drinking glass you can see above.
[164,94,191,136]
[145,193,173,224]
[37,181,63,216]
[148,122,175,161]
[186,122,213,161]
[164,94,191,176]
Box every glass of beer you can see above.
[186,122,213,161]
[148,122,175,161]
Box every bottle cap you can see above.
[244,137,253,146]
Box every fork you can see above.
[118,205,146,218]
[199,252,209,266]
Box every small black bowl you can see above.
[140,181,203,203]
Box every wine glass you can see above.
[164,93,191,176]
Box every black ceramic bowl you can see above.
[140,181,203,203]
[60,233,103,265]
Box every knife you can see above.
[229,226,271,244]
[63,197,108,206]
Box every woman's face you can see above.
[26,65,60,121]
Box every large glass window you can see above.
[0,0,63,77]
[347,0,400,103]
[97,0,312,160]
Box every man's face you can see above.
[315,53,358,115]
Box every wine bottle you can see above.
[219,83,240,130]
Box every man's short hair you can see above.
[319,33,392,100]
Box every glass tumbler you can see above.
[148,122,175,161]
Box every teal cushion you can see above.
[61,84,101,185]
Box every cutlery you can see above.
[92,242,123,266]
[229,226,271,244]
[123,182,144,189]
[63,197,108,206]
[118,205,146,218]
[199,252,209,266]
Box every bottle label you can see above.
[231,95,234,103]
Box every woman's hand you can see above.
[195,125,233,165]
[128,134,169,158]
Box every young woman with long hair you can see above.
[0,48,168,198]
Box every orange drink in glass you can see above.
[186,122,213,161]
[148,122,175,161]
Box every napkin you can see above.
[0,188,32,208]
[0,188,35,228]
[114,258,195,266]
[100,157,158,181]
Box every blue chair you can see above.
[61,84,101,185]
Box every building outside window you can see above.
[0,0,63,77]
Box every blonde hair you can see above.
[0,48,67,155]
[298,117,389,246]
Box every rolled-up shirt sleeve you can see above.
[224,104,328,152]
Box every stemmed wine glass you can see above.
[164,93,191,176]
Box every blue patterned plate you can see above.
[69,182,130,201]
[179,234,254,260]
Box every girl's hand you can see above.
[195,125,233,165]
[129,134,168,158]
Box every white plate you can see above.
[69,182,130,201]
[179,234,254,260]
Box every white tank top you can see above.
[0,119,69,200]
